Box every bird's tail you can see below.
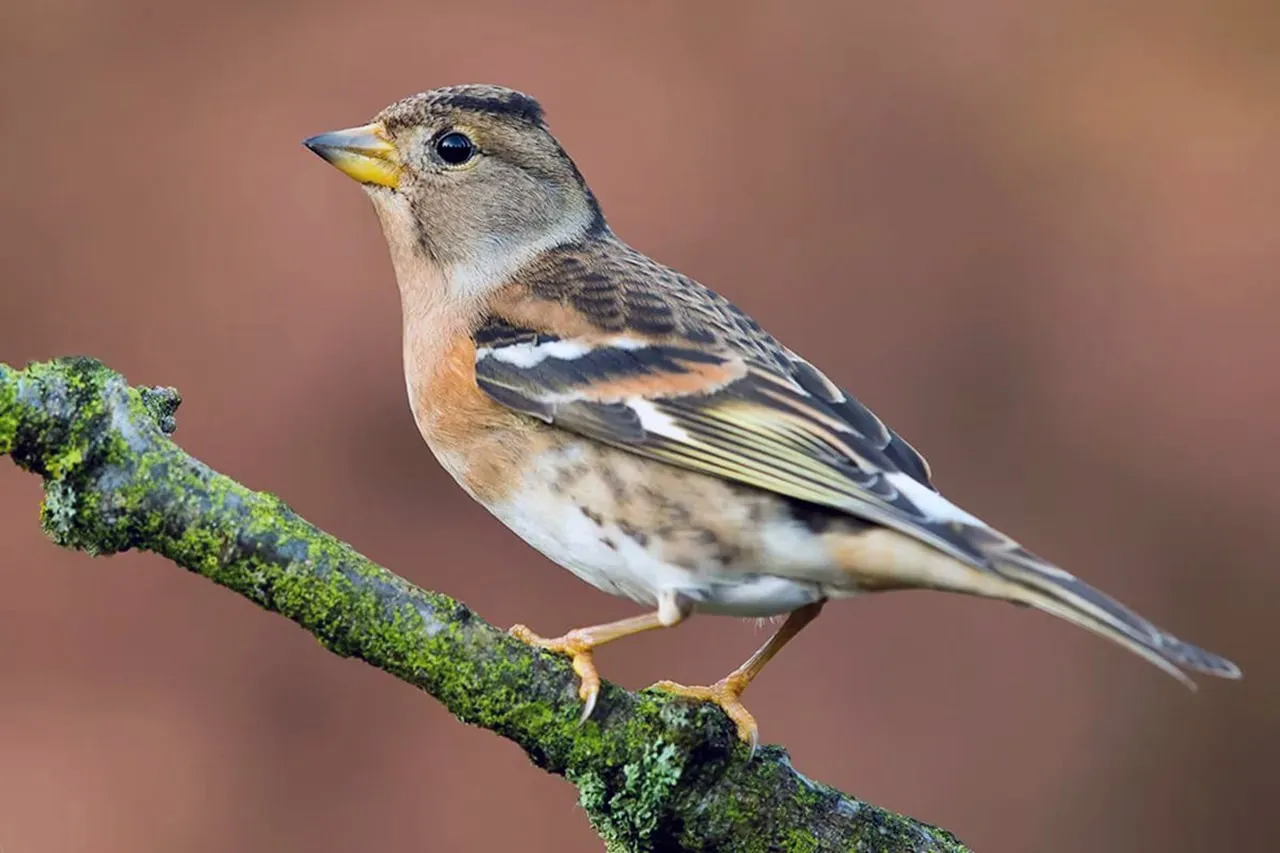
[984,543,1242,686]
[830,523,1241,685]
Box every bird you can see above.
[303,84,1241,749]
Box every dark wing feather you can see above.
[785,352,935,489]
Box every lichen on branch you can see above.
[0,356,970,853]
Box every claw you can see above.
[571,649,601,722]
[510,624,602,723]
[651,674,759,757]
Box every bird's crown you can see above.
[377,84,547,132]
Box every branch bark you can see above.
[0,356,970,853]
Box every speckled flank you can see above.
[484,432,870,617]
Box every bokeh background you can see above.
[1,1,1276,850]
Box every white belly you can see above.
[490,492,825,616]
[481,452,837,617]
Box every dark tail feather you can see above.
[991,549,1242,685]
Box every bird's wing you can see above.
[477,263,1240,683]
[475,312,1004,571]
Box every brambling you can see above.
[304,85,1240,748]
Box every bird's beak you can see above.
[303,122,401,188]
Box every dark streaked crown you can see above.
[377,84,546,132]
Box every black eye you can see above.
[435,131,476,165]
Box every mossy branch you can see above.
[0,357,970,853]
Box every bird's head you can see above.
[305,84,604,298]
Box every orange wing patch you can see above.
[580,357,746,403]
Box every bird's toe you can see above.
[510,624,602,723]
[650,677,760,754]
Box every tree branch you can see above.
[0,356,970,853]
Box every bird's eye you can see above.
[435,131,476,165]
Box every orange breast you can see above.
[410,334,541,504]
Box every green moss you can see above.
[44,441,85,480]
[137,385,181,435]
[569,738,685,852]
[0,366,19,455]
[781,829,820,853]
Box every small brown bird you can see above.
[304,84,1240,748]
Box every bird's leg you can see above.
[510,592,690,722]
[651,600,825,752]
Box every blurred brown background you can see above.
[1,1,1276,850]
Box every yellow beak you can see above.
[303,122,401,188]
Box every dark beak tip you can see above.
[302,136,339,164]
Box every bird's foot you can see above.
[509,624,602,722]
[650,674,759,754]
